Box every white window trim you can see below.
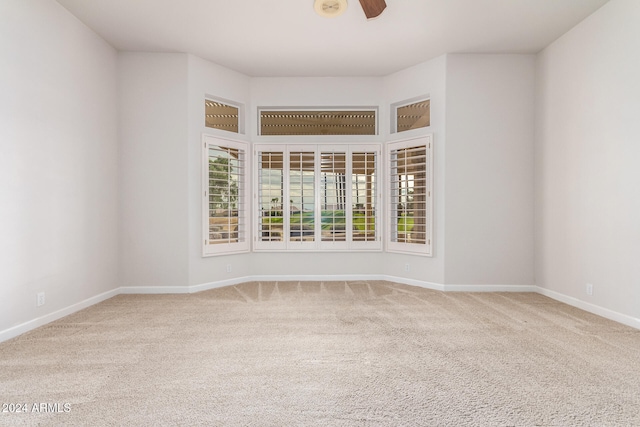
[253,143,382,252]
[202,135,250,256]
[387,135,433,256]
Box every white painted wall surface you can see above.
[187,55,252,286]
[444,54,535,286]
[247,76,388,279]
[0,0,119,332]
[118,53,190,288]
[535,0,640,320]
[250,76,386,142]
[384,56,447,284]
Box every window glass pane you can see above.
[208,145,243,244]
[321,152,347,242]
[391,146,427,244]
[260,110,376,136]
[289,152,315,241]
[205,100,239,133]
[397,100,430,133]
[352,152,376,242]
[259,152,284,241]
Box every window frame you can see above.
[387,135,433,256]
[202,135,250,256]
[253,143,382,252]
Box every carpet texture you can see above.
[1,281,639,426]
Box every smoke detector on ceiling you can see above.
[314,0,348,18]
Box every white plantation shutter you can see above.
[203,135,249,256]
[320,150,348,244]
[256,148,286,250]
[287,148,316,250]
[388,135,433,256]
[351,149,378,249]
[254,144,381,252]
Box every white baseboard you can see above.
[382,275,445,291]
[0,288,120,343]
[3,277,638,343]
[187,276,534,293]
[443,283,538,292]
[119,286,191,294]
[118,276,537,295]
[535,286,640,330]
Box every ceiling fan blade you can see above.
[358,0,387,19]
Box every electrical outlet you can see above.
[226,264,232,273]
[586,283,593,296]
[37,292,45,307]
[405,263,410,272]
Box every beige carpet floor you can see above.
[1,280,639,426]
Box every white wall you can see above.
[118,53,190,288]
[535,0,640,322]
[250,76,386,142]
[444,54,536,287]
[0,0,119,334]
[244,76,389,279]
[384,56,447,284]
[187,55,252,286]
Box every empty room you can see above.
[1,0,639,425]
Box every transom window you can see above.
[254,144,381,251]
[205,99,241,134]
[392,98,430,134]
[259,109,377,136]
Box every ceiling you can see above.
[56,0,609,77]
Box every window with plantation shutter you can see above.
[203,136,249,256]
[320,150,347,243]
[388,135,433,256]
[257,149,285,248]
[254,144,381,252]
[288,149,316,250]
[351,151,377,245]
